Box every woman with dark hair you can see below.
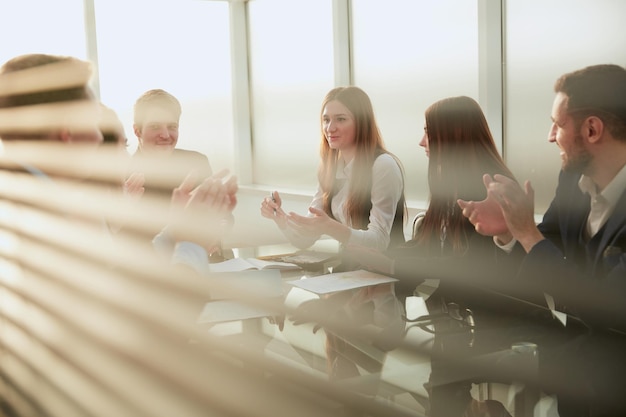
[346,96,530,417]
[417,96,514,256]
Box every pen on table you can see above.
[270,191,277,214]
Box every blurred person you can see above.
[0,53,103,145]
[0,53,234,273]
[99,103,146,233]
[100,103,128,147]
[458,64,626,416]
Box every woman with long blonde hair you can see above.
[261,86,406,254]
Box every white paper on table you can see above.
[287,269,398,295]
[209,257,299,273]
[284,286,320,310]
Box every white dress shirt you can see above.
[578,163,626,239]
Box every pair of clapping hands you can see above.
[456,173,541,252]
[161,169,238,253]
[344,173,540,273]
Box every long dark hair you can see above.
[418,96,514,255]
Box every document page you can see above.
[287,269,398,295]
[209,257,299,273]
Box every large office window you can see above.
[248,0,335,191]
[352,0,479,206]
[505,0,626,213]
[0,0,87,65]
[94,0,234,172]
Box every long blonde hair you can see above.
[318,86,406,247]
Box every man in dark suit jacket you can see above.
[459,64,626,416]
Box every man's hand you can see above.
[171,172,200,209]
[458,174,511,240]
[169,172,238,252]
[123,172,145,201]
[485,174,543,252]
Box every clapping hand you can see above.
[457,174,512,240]
[169,170,238,251]
[123,172,145,201]
[483,174,542,251]
[458,173,542,251]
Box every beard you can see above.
[562,132,592,174]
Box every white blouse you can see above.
[282,153,404,251]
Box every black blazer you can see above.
[521,169,626,331]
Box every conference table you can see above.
[195,240,555,417]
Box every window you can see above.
[352,0,479,205]
[0,0,86,64]
[94,0,234,171]
[248,0,335,191]
[505,0,626,213]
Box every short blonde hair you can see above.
[133,89,181,128]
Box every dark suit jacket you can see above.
[521,169,626,331]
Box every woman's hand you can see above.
[260,190,288,229]
[286,207,332,234]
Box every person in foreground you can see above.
[458,64,626,416]
[345,96,533,417]
[0,53,237,281]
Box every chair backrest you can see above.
[412,211,426,240]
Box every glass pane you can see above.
[248,0,335,190]
[505,0,626,213]
[352,0,479,206]
[0,0,87,64]
[94,0,234,172]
